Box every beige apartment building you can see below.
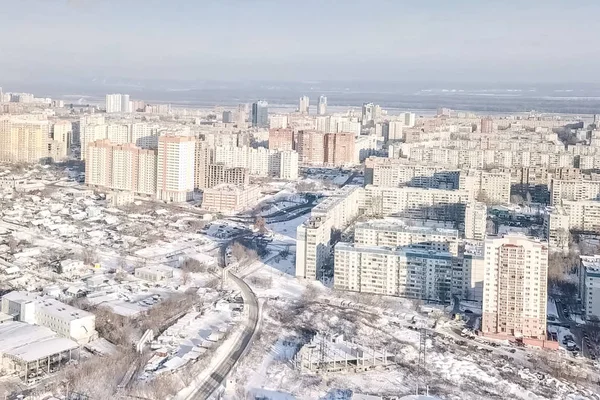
[85,139,157,196]
[201,184,261,213]
[269,128,295,151]
[0,117,54,163]
[482,235,548,340]
[296,130,325,165]
[324,132,355,166]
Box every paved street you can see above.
[188,272,259,400]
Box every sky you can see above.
[1,0,600,84]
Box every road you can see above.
[186,247,260,400]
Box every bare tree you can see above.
[180,257,207,273]
[81,247,97,265]
[7,235,19,253]
[182,271,191,285]
[255,216,267,233]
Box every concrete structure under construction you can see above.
[293,333,395,373]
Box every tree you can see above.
[255,216,267,233]
[7,235,19,253]
[182,271,191,285]
[81,248,97,265]
[181,257,207,273]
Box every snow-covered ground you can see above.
[223,256,600,400]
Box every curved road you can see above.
[187,270,259,400]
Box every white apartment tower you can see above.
[156,136,196,202]
[464,201,488,240]
[299,96,310,114]
[404,112,416,128]
[482,235,548,340]
[105,94,132,113]
[318,95,327,115]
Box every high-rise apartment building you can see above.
[52,120,72,151]
[268,115,288,129]
[85,139,157,196]
[296,186,363,280]
[404,112,416,128]
[297,130,325,165]
[156,136,196,202]
[105,94,131,113]
[0,117,53,163]
[222,111,233,123]
[482,235,548,340]
[317,95,327,115]
[354,221,459,256]
[580,256,600,320]
[459,169,512,204]
[269,128,295,151]
[324,132,355,166]
[296,130,356,166]
[236,104,247,128]
[334,243,453,300]
[299,96,310,114]
[386,121,404,141]
[464,201,488,240]
[362,103,374,125]
[481,117,494,134]
[251,101,269,128]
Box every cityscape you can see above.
[2,1,600,400]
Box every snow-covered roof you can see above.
[0,321,78,362]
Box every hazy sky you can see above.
[1,0,599,83]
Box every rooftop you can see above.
[3,291,94,322]
[0,321,78,362]
[356,220,459,237]
[335,242,453,259]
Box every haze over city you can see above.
[3,0,600,84]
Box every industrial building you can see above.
[1,291,97,344]
[0,321,80,383]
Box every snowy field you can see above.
[223,256,600,400]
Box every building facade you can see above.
[482,235,548,340]
[156,136,196,202]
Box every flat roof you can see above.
[0,321,78,362]
[356,221,459,237]
[335,242,453,259]
[582,255,600,276]
[3,291,94,323]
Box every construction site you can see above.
[292,333,396,373]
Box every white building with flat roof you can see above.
[334,243,453,301]
[1,291,97,344]
[156,136,196,202]
[296,186,364,280]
